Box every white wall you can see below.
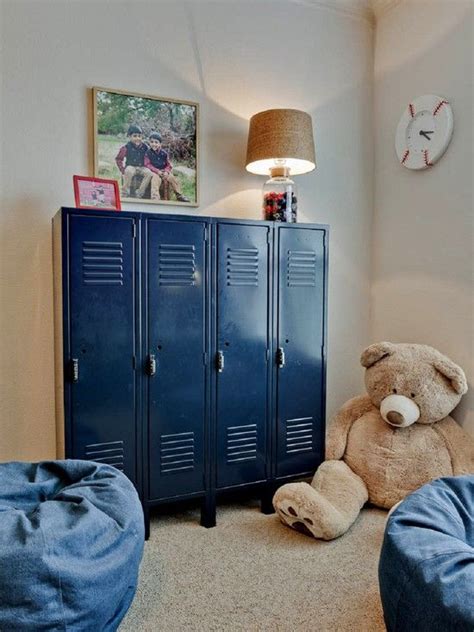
[0,0,374,461]
[373,0,473,433]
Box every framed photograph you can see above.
[93,87,199,207]
[73,175,121,211]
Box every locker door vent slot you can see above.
[85,440,124,471]
[226,424,258,463]
[158,244,196,286]
[285,418,313,454]
[82,241,124,285]
[287,250,317,287]
[160,432,195,474]
[226,248,259,287]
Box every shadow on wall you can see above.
[374,1,471,80]
[0,197,56,459]
[372,1,473,431]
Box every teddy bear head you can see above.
[361,342,467,427]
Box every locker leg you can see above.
[200,493,216,528]
[261,484,277,515]
[143,503,151,541]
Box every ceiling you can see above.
[369,0,403,18]
[295,0,403,23]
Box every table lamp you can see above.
[245,108,316,222]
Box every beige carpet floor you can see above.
[120,499,387,631]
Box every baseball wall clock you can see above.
[395,95,454,170]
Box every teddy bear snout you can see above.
[380,394,420,428]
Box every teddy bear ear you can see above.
[360,342,396,368]
[432,356,468,395]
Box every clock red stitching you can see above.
[423,150,432,167]
[433,100,449,116]
[401,149,410,164]
[409,103,415,117]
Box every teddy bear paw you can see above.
[276,498,322,538]
[273,483,330,539]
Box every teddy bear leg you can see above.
[273,460,368,540]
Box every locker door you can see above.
[69,214,137,483]
[147,220,207,501]
[216,223,270,488]
[276,227,325,478]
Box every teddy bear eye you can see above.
[392,388,397,394]
[410,393,416,398]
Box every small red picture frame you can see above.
[73,175,121,211]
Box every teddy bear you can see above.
[273,342,474,540]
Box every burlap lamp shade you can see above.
[245,109,316,176]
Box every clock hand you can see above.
[419,130,434,140]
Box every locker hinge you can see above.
[203,352,208,366]
[267,230,271,245]
[266,349,270,362]
[132,223,137,238]
[204,226,209,242]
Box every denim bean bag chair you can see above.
[379,475,474,632]
[0,460,144,631]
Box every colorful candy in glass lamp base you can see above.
[263,191,297,222]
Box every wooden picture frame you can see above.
[73,175,121,211]
[92,87,199,207]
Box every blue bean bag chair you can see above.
[0,460,144,631]
[379,475,474,632]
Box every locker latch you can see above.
[216,350,225,373]
[147,354,157,376]
[276,347,285,368]
[71,358,79,383]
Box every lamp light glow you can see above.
[246,157,315,176]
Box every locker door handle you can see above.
[71,358,79,383]
[276,347,285,368]
[147,354,157,376]
[216,350,224,373]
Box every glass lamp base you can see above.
[262,169,297,222]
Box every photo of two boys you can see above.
[94,88,198,206]
[115,125,190,203]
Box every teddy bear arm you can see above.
[433,416,474,475]
[326,394,375,460]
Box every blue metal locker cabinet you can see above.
[275,226,326,478]
[146,219,208,501]
[215,222,271,488]
[54,209,328,535]
[68,214,138,483]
